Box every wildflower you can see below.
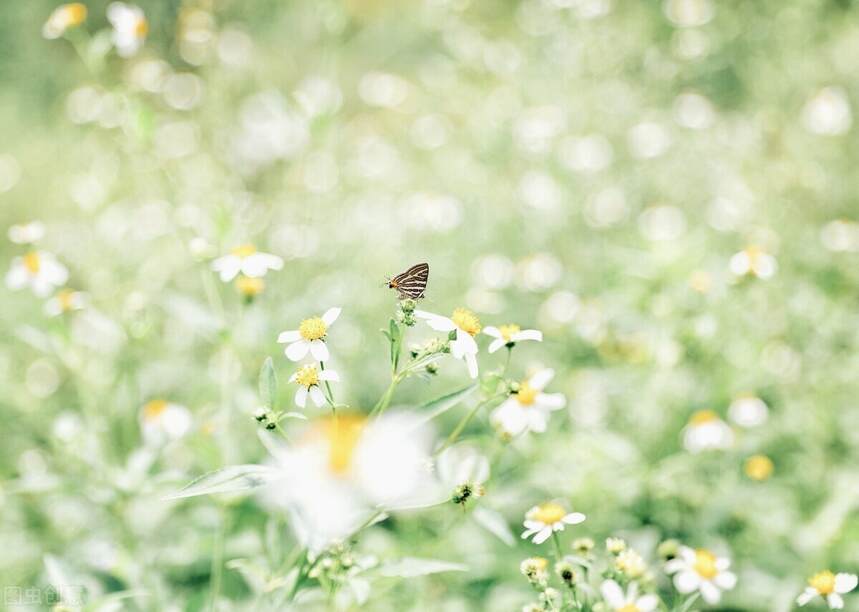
[44,289,87,316]
[682,410,734,453]
[289,364,339,408]
[107,2,148,57]
[600,579,659,612]
[6,251,68,297]
[436,444,489,505]
[521,501,586,544]
[729,245,777,279]
[235,275,265,298]
[8,222,45,244]
[42,3,87,39]
[278,307,341,362]
[665,546,737,604]
[615,548,647,579]
[483,324,542,353]
[415,308,481,378]
[520,556,550,585]
[491,369,565,436]
[728,395,768,427]
[555,560,578,587]
[797,571,857,609]
[657,539,680,560]
[573,537,595,555]
[606,537,627,554]
[211,244,283,283]
[744,454,774,481]
[140,400,192,442]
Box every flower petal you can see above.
[322,307,341,325]
[285,340,310,361]
[537,392,566,410]
[827,593,845,609]
[835,573,858,594]
[673,570,700,594]
[532,526,553,544]
[529,368,555,391]
[464,352,479,379]
[278,330,301,343]
[415,310,456,332]
[700,581,721,604]
[487,338,506,354]
[309,386,326,407]
[310,340,330,362]
[562,512,586,525]
[294,387,308,408]
[797,588,817,606]
[714,571,736,590]
[513,329,542,342]
[637,594,659,612]
[600,580,625,608]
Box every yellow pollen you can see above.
[318,415,366,475]
[57,289,76,311]
[451,308,481,336]
[744,454,774,481]
[517,381,538,406]
[689,409,719,426]
[23,252,41,274]
[809,570,836,595]
[618,606,640,612]
[298,316,327,341]
[693,549,718,580]
[294,364,319,388]
[60,3,88,26]
[143,400,168,422]
[235,276,264,296]
[531,502,566,524]
[231,244,257,258]
[498,324,521,342]
[531,557,548,571]
[135,17,149,37]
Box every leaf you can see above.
[472,507,515,546]
[418,383,478,424]
[376,557,468,578]
[162,464,281,500]
[259,357,278,410]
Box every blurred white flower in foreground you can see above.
[483,324,542,353]
[6,251,68,297]
[601,579,658,612]
[797,571,857,609]
[107,2,148,57]
[44,289,87,316]
[43,3,87,39]
[140,400,192,442]
[728,395,768,428]
[729,245,777,279]
[521,501,585,544]
[262,413,437,552]
[290,364,339,408]
[8,221,46,244]
[682,410,734,453]
[278,307,341,362]
[415,308,481,378]
[803,87,852,136]
[665,546,736,604]
[491,369,565,436]
[211,244,283,282]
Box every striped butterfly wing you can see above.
[390,262,429,299]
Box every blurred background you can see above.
[1,0,859,609]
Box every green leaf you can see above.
[162,464,281,500]
[471,507,515,546]
[417,383,478,423]
[376,557,468,578]
[259,357,278,410]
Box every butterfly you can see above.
[387,262,429,300]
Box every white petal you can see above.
[278,329,301,343]
[716,557,731,571]
[521,527,540,539]
[700,581,721,604]
[31,278,53,297]
[835,573,858,594]
[637,594,659,612]
[41,259,68,284]
[482,326,501,339]
[309,386,326,407]
[288,372,298,382]
[322,307,341,325]
[294,387,308,408]
[318,370,339,382]
[678,546,697,565]
[310,340,330,362]
[714,571,736,590]
[487,338,506,354]
[532,527,553,544]
[526,410,548,433]
[529,368,555,391]
[797,588,817,606]
[513,329,542,342]
[664,559,687,574]
[285,340,310,361]
[415,310,456,332]
[562,512,586,525]
[5,264,28,289]
[827,593,844,609]
[259,253,283,270]
[673,570,700,594]
[241,254,271,277]
[464,352,478,379]
[455,329,479,354]
[600,580,625,608]
[213,256,241,282]
[537,392,566,410]
[491,402,527,436]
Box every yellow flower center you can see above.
[531,557,548,571]
[143,400,168,422]
[294,364,320,388]
[57,289,76,312]
[499,324,521,342]
[235,276,265,296]
[319,415,366,475]
[298,316,327,341]
[517,381,538,406]
[532,501,566,524]
[451,308,481,336]
[60,3,88,27]
[231,244,257,258]
[744,454,774,481]
[693,549,718,580]
[23,252,41,274]
[135,16,149,38]
[809,570,836,595]
[689,409,719,426]
[618,606,640,612]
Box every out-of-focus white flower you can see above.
[6,251,68,297]
[665,546,737,604]
[290,364,339,408]
[615,548,648,579]
[44,289,87,316]
[278,307,341,362]
[415,308,481,378]
[729,245,777,279]
[483,324,542,353]
[42,3,87,39]
[262,413,437,552]
[601,579,659,612]
[107,2,148,57]
[521,501,585,544]
[683,410,734,453]
[436,444,489,491]
[141,399,192,441]
[728,395,768,427]
[8,221,46,245]
[211,244,283,282]
[802,87,852,136]
[491,369,565,437]
[797,571,857,609]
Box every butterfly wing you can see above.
[391,262,429,299]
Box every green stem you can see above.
[369,372,404,418]
[503,346,513,376]
[551,531,564,562]
[437,394,504,453]
[319,362,336,414]
[675,592,700,612]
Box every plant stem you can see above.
[370,372,404,418]
[675,592,700,612]
[319,361,336,414]
[551,531,564,561]
[437,393,504,452]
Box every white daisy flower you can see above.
[728,395,768,428]
[665,546,737,605]
[483,323,542,353]
[729,245,777,279]
[797,571,857,609]
[415,308,481,378]
[490,369,565,437]
[141,399,192,442]
[107,2,148,57]
[42,3,87,39]
[211,244,283,283]
[437,443,489,502]
[290,364,339,408]
[6,251,68,297]
[682,410,734,453]
[44,289,87,316]
[601,579,659,612]
[521,501,586,544]
[278,307,341,362]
